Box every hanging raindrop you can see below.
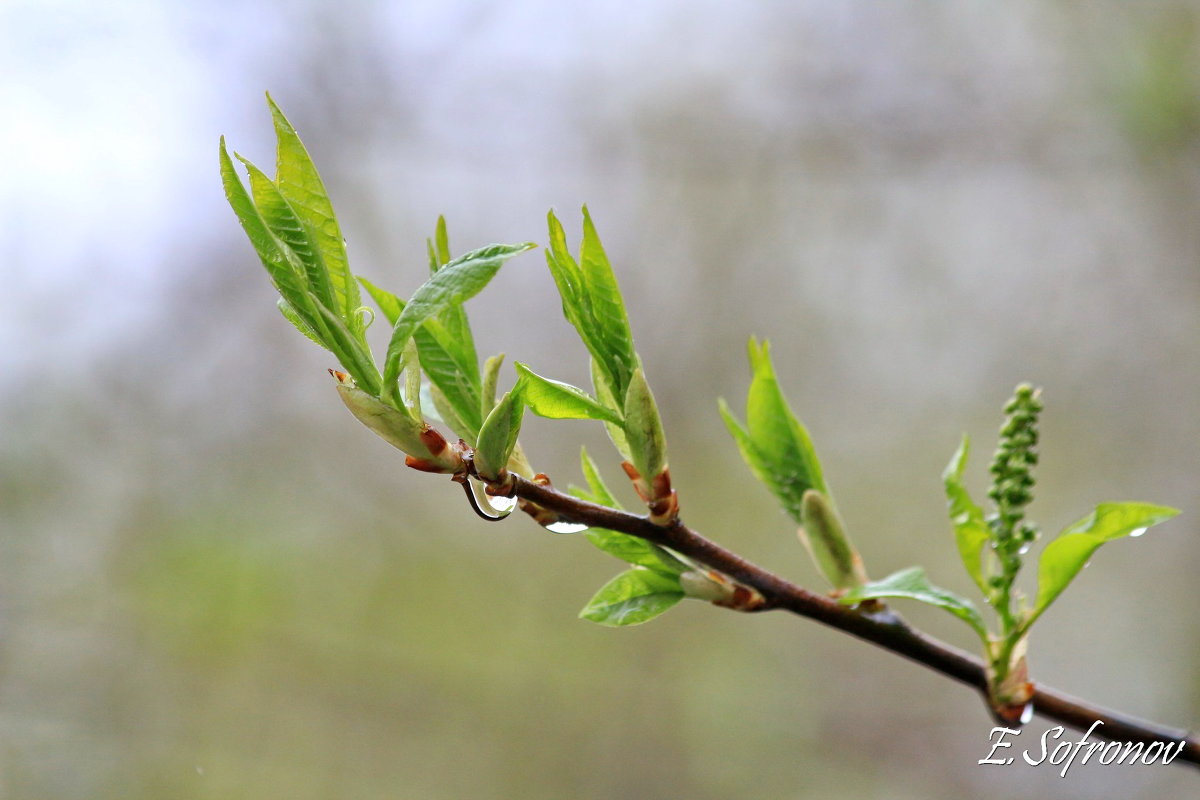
[457,477,515,522]
[485,493,518,514]
[545,520,589,534]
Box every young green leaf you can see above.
[840,566,989,641]
[433,214,451,270]
[720,338,827,524]
[592,357,631,461]
[579,568,685,627]
[514,363,622,424]
[418,219,479,391]
[237,155,337,314]
[544,209,636,401]
[578,206,636,395]
[266,94,361,334]
[545,210,591,350]
[382,242,535,405]
[799,489,868,590]
[474,385,526,482]
[360,273,483,438]
[220,138,319,330]
[622,367,667,483]
[943,435,992,595]
[1024,502,1179,631]
[415,319,483,436]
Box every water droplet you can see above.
[1129,527,1147,538]
[485,494,517,514]
[546,520,588,534]
[1019,702,1034,724]
[1018,544,1030,555]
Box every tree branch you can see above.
[506,473,1200,768]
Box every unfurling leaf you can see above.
[331,371,462,474]
[840,566,989,641]
[942,435,991,595]
[622,367,667,485]
[544,209,636,402]
[798,489,867,590]
[720,337,826,525]
[474,385,526,482]
[579,568,684,626]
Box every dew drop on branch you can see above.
[545,521,588,534]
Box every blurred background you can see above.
[2,1,1199,797]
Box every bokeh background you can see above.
[3,1,1199,797]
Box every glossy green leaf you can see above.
[474,385,526,482]
[720,338,826,524]
[513,363,622,424]
[799,489,867,590]
[622,367,668,482]
[840,566,989,641]
[381,242,535,404]
[943,435,992,595]
[544,209,636,401]
[545,210,591,349]
[579,568,684,627]
[1025,502,1179,630]
[237,154,336,314]
[266,94,361,333]
[220,138,319,329]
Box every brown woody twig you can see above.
[502,472,1200,769]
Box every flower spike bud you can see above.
[330,370,466,474]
